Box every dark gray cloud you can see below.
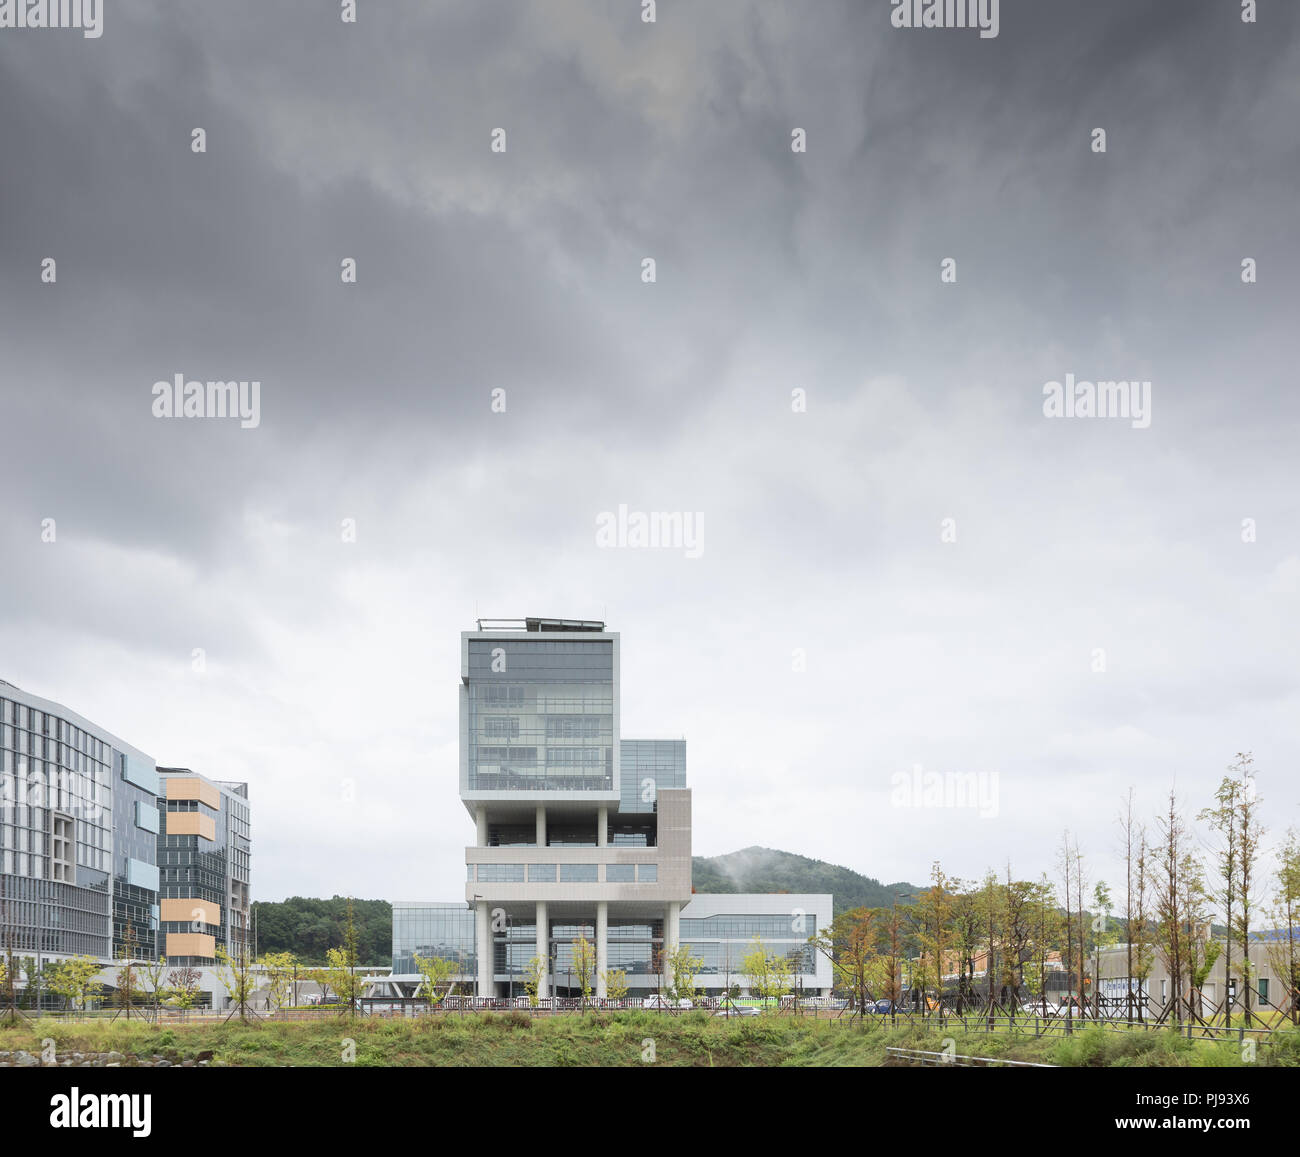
[2,0,1297,903]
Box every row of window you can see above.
[481,716,611,740]
[0,699,115,762]
[470,863,659,884]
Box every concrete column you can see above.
[535,805,547,847]
[536,901,549,1000]
[596,901,608,999]
[663,900,680,989]
[476,901,492,999]
[476,806,488,848]
[597,806,608,848]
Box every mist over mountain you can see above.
[691,847,920,916]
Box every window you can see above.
[560,864,598,883]
[50,813,74,882]
[1259,978,1269,1001]
[476,864,525,883]
[637,864,658,883]
[605,864,635,883]
[528,864,556,882]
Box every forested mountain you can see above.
[691,847,920,915]
[252,852,919,962]
[251,896,392,965]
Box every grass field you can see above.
[5,1012,1300,1067]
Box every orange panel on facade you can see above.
[168,812,216,841]
[166,932,216,958]
[160,898,221,927]
[165,776,221,810]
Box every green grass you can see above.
[4,1012,1297,1067]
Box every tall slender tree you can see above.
[1132,830,1155,1021]
[1119,789,1139,1020]
[1230,755,1265,1025]
[1198,771,1242,1024]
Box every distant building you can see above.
[375,617,833,1000]
[0,679,253,1010]
[1096,930,1299,1016]
[156,768,252,968]
[0,680,161,964]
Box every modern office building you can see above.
[0,680,253,1011]
[378,617,832,1000]
[156,767,252,967]
[0,679,161,966]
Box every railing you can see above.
[886,1047,1056,1068]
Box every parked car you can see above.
[714,1004,761,1017]
[642,994,674,1010]
[677,998,694,1010]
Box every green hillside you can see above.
[691,847,919,915]
[251,852,920,960]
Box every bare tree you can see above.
[1199,771,1241,1024]
[1153,788,1199,1025]
[1231,755,1265,1025]
[1057,832,1075,1028]
[1119,789,1139,1020]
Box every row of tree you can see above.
[1,900,371,1022]
[811,753,1300,1027]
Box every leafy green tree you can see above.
[522,956,547,1008]
[811,907,877,1020]
[602,969,630,1003]
[48,956,104,1014]
[413,954,457,1008]
[1001,871,1037,1008]
[741,936,792,1004]
[1091,881,1119,1015]
[1228,755,1265,1025]
[663,944,702,1004]
[1153,790,1194,1024]
[166,966,202,1017]
[1200,770,1244,1024]
[113,924,143,1017]
[249,896,393,965]
[911,863,955,1015]
[1025,875,1062,1016]
[139,956,169,1023]
[214,942,259,1022]
[1179,854,1219,1020]
[1132,833,1156,1020]
[570,936,596,1012]
[19,957,41,1011]
[261,951,297,1016]
[315,946,362,1017]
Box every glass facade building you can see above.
[376,618,834,1001]
[619,739,685,814]
[391,902,476,975]
[156,769,252,966]
[0,680,160,963]
[465,637,615,793]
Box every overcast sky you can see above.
[2,1,1298,911]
